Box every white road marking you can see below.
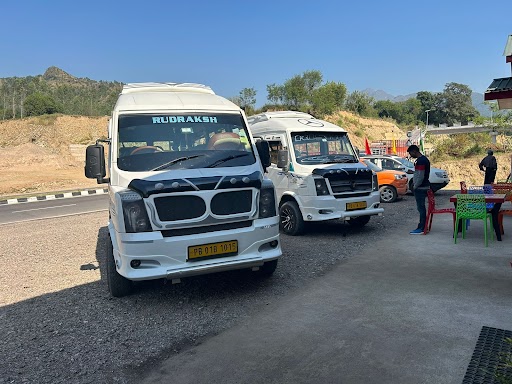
[12,203,77,213]
[0,209,108,226]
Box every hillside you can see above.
[0,113,510,197]
[0,66,122,118]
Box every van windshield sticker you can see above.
[152,116,218,124]
[293,134,345,141]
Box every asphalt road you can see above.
[0,194,108,225]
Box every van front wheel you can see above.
[106,238,134,297]
[258,260,278,277]
[280,201,305,236]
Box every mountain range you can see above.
[361,88,492,117]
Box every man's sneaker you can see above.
[409,228,424,235]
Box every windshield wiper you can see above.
[324,155,355,164]
[150,155,203,171]
[206,153,250,168]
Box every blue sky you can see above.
[1,0,511,106]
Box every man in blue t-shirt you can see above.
[407,145,430,235]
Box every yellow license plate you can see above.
[188,240,238,260]
[346,201,367,211]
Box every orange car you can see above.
[361,159,408,203]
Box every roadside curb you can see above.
[0,188,108,206]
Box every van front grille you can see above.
[154,196,206,221]
[154,190,253,221]
[211,190,252,215]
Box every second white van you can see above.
[248,111,383,235]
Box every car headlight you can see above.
[315,178,330,196]
[435,172,446,178]
[372,173,379,191]
[120,191,152,233]
[394,174,402,180]
[259,180,277,218]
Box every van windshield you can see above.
[291,131,357,165]
[116,113,255,171]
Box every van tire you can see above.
[348,215,371,228]
[280,201,305,236]
[258,260,278,277]
[379,185,398,203]
[106,238,134,297]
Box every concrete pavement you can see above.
[139,209,512,384]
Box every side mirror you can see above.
[255,140,271,172]
[85,144,109,183]
[277,150,289,169]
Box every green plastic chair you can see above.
[454,194,494,247]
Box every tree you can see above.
[399,98,423,125]
[238,87,257,114]
[265,70,324,111]
[374,100,401,120]
[311,81,347,117]
[437,82,479,125]
[266,83,285,105]
[345,91,375,117]
[24,92,62,116]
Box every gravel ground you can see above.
[0,190,455,383]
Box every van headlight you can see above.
[372,173,379,191]
[315,178,330,196]
[120,191,152,233]
[259,180,277,219]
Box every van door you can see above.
[267,139,289,201]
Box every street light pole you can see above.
[422,109,431,153]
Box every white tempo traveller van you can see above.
[248,111,384,236]
[85,83,281,297]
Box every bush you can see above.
[24,93,63,116]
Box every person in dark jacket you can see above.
[407,144,430,235]
[479,150,497,185]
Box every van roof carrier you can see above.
[121,82,215,95]
[247,111,313,124]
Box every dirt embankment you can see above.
[0,113,510,198]
[0,115,108,196]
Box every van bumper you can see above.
[297,192,384,222]
[109,217,281,281]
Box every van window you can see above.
[116,113,255,171]
[268,141,283,165]
[290,132,357,165]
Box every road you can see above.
[1,190,511,384]
[0,194,108,225]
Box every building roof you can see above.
[484,77,512,109]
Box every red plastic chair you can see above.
[491,183,512,235]
[460,181,467,194]
[424,189,456,234]
[498,209,512,235]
